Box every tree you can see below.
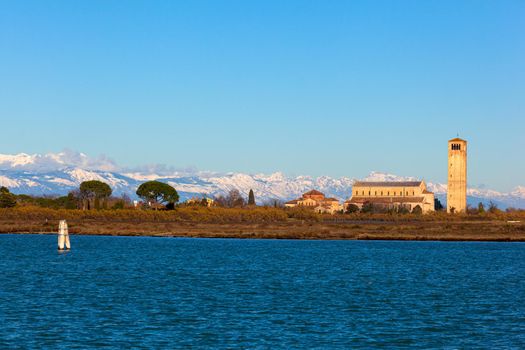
[79,180,112,210]
[248,189,255,206]
[0,187,16,208]
[229,189,246,208]
[478,202,485,214]
[361,202,374,213]
[215,189,246,208]
[397,206,410,214]
[111,194,131,210]
[346,204,359,214]
[434,198,444,211]
[412,205,423,215]
[136,181,179,209]
[488,201,499,214]
[55,192,78,209]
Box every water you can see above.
[1,234,524,349]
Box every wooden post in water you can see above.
[58,220,70,250]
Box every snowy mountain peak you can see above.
[0,153,36,167]
[363,171,417,182]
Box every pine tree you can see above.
[248,189,255,206]
[0,187,17,208]
[478,202,485,214]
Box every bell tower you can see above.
[447,137,467,213]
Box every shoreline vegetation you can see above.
[1,207,524,241]
[1,182,524,241]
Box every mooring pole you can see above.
[58,220,70,251]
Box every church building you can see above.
[345,181,435,213]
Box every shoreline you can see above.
[2,232,525,242]
[1,221,524,242]
[1,207,523,242]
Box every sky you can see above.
[0,0,524,191]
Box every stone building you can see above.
[345,181,435,213]
[447,137,467,213]
[186,197,215,207]
[285,190,342,214]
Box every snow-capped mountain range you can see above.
[1,151,524,209]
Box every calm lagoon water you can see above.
[0,234,524,349]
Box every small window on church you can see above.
[374,191,377,196]
[381,191,383,196]
[368,191,371,196]
[355,191,358,195]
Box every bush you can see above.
[346,204,360,214]
[0,187,17,208]
[361,202,374,214]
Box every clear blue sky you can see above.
[0,1,523,190]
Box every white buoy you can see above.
[58,220,70,250]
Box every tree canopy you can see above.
[215,189,245,208]
[79,180,113,209]
[345,204,359,214]
[0,187,17,208]
[136,181,179,208]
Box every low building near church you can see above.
[285,190,342,214]
[186,197,215,207]
[345,181,435,213]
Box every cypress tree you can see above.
[248,189,255,206]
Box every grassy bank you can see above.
[0,207,524,241]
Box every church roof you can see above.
[353,181,423,187]
[303,190,324,196]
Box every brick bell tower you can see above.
[447,137,467,213]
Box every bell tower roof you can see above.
[449,137,467,143]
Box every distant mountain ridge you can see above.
[1,152,524,209]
